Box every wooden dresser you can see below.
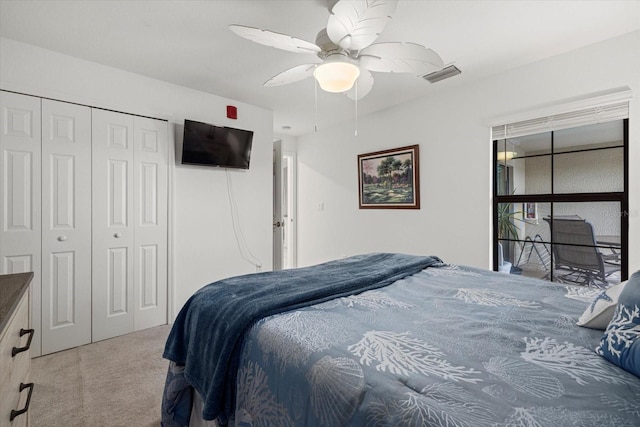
[0,273,34,427]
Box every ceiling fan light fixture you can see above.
[313,60,360,93]
[497,151,517,161]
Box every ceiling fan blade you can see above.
[229,24,321,54]
[359,42,444,75]
[345,68,374,100]
[327,0,398,51]
[264,63,317,87]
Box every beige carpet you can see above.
[31,324,171,426]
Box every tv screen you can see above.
[181,119,253,169]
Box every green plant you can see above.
[497,202,521,240]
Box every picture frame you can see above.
[523,202,538,221]
[357,144,420,209]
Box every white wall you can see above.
[295,31,640,273]
[0,38,274,316]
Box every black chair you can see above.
[543,216,619,287]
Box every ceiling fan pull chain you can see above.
[354,79,358,136]
[314,76,319,132]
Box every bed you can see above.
[161,253,640,427]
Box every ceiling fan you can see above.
[229,0,445,100]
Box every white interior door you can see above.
[0,91,43,356]
[92,109,135,342]
[272,141,283,270]
[272,141,297,271]
[281,152,297,269]
[133,116,167,331]
[41,99,92,354]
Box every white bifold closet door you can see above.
[2,91,168,354]
[91,109,167,342]
[41,99,92,354]
[0,92,43,356]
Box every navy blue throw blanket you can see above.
[163,253,443,423]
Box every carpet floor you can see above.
[31,324,171,426]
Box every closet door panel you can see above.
[41,99,92,354]
[0,91,42,356]
[92,109,135,342]
[133,117,167,330]
[108,246,129,314]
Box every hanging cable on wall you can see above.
[225,169,262,271]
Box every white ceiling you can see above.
[2,1,640,136]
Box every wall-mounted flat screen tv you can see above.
[181,119,254,169]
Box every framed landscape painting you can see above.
[357,144,420,209]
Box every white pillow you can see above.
[576,281,628,329]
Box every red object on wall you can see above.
[227,105,237,119]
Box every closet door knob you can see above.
[114,232,122,238]
[57,236,67,242]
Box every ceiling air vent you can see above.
[422,65,461,83]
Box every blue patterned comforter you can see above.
[230,263,640,426]
[163,253,442,423]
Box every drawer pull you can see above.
[12,328,35,357]
[10,382,34,421]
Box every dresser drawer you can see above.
[0,291,32,426]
